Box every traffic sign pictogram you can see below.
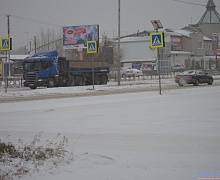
[87,40,98,54]
[0,38,12,51]
[150,32,165,48]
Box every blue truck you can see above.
[23,50,109,89]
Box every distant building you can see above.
[0,54,28,76]
[180,0,220,56]
[191,0,220,38]
[113,0,220,71]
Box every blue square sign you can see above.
[87,41,97,54]
[150,32,165,48]
[0,38,12,51]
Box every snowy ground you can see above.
[0,77,220,180]
[1,75,220,98]
[0,77,177,98]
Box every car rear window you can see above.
[180,70,195,75]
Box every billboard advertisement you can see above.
[212,33,220,55]
[141,63,157,71]
[63,25,99,49]
[171,36,182,51]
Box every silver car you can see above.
[172,64,184,72]
[108,67,134,78]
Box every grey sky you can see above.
[1,0,220,49]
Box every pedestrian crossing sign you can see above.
[87,40,98,54]
[0,38,12,51]
[150,32,165,48]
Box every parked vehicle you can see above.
[129,68,143,77]
[23,51,109,89]
[172,64,184,72]
[108,67,134,78]
[175,70,213,86]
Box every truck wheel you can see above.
[61,78,67,87]
[94,75,100,85]
[47,78,55,88]
[76,76,84,86]
[100,75,108,84]
[67,76,75,86]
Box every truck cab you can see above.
[23,51,59,89]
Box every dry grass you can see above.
[0,132,74,180]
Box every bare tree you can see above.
[33,27,63,55]
[112,42,124,69]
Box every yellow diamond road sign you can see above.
[87,41,97,54]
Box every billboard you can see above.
[171,36,182,51]
[63,25,99,49]
[141,63,157,71]
[212,33,220,55]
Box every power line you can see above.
[9,14,64,28]
[173,0,220,8]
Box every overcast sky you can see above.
[1,0,220,49]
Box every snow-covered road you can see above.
[0,84,220,180]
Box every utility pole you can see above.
[117,0,121,85]
[25,32,29,54]
[34,36,37,53]
[29,41,32,54]
[6,14,11,77]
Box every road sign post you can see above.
[151,20,164,95]
[0,37,12,93]
[0,59,2,79]
[87,40,98,90]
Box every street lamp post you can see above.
[117,0,121,86]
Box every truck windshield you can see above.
[23,61,42,72]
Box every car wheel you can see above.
[30,86,37,89]
[208,79,213,85]
[178,82,183,87]
[194,79,199,86]
[122,74,126,78]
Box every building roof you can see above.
[121,58,156,63]
[170,51,193,55]
[119,36,150,43]
[165,28,212,41]
[0,54,29,62]
[197,0,220,24]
